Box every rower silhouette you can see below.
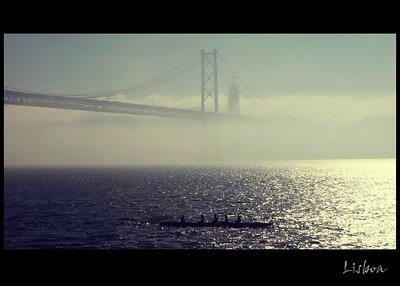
[198,214,205,224]
[180,215,185,224]
[236,214,241,223]
[212,213,218,224]
[224,214,229,224]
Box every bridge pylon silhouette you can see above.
[201,49,218,113]
[200,49,221,162]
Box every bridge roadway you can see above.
[4,89,244,120]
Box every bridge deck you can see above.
[4,90,242,120]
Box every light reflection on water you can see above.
[4,159,395,249]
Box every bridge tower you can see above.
[228,76,240,115]
[200,49,220,161]
[201,49,218,113]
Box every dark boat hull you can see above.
[159,221,273,229]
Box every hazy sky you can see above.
[4,34,396,166]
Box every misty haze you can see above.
[4,34,395,250]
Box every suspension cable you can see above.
[4,51,201,99]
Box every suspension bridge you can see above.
[4,49,270,120]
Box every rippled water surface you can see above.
[4,159,395,249]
